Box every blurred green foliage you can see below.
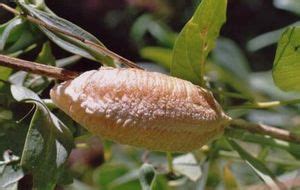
[1,0,300,189]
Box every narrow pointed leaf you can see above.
[0,18,23,51]
[227,139,282,190]
[18,3,117,67]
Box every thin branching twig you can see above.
[0,54,300,145]
[0,54,78,80]
[0,3,144,70]
[230,119,300,144]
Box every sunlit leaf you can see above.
[273,26,300,91]
[171,0,227,85]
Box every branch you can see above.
[230,119,300,144]
[1,53,300,145]
[1,52,300,146]
[0,54,79,80]
[0,3,143,70]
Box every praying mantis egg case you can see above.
[50,67,231,152]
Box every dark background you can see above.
[44,0,299,71]
[0,0,297,71]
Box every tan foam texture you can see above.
[50,67,230,152]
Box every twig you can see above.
[0,3,144,70]
[230,119,300,144]
[0,54,79,80]
[1,54,300,145]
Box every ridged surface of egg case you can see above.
[50,67,230,152]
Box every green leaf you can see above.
[273,27,300,91]
[227,139,282,190]
[36,42,56,66]
[18,3,117,67]
[172,153,201,182]
[23,73,51,93]
[225,128,300,159]
[139,163,156,190]
[140,47,172,70]
[0,17,23,51]
[0,67,12,89]
[5,24,42,55]
[171,0,227,85]
[0,18,39,55]
[11,85,41,103]
[26,0,46,8]
[0,66,12,80]
[22,106,73,189]
[10,85,73,189]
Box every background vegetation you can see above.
[1,0,300,189]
